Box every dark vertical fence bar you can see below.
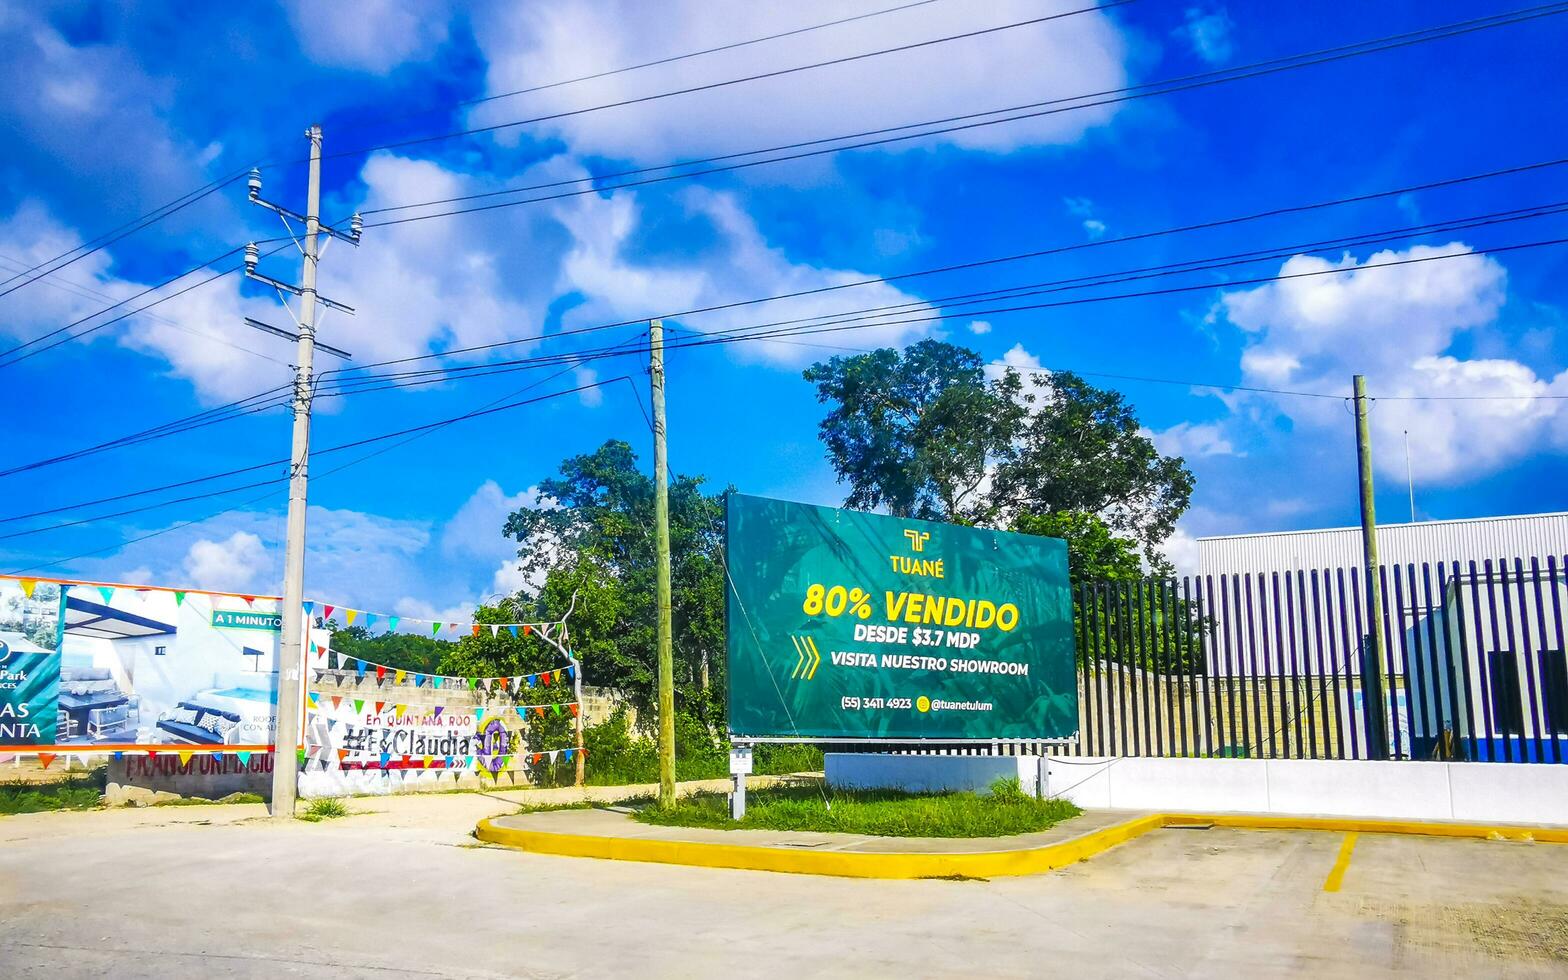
[1244,574,1270,758]
[1515,558,1547,763]
[1193,577,1215,758]
[1425,563,1461,760]
[1528,557,1560,765]
[1444,562,1479,762]
[1482,560,1511,762]
[1398,565,1431,759]
[1225,574,1247,756]
[1332,568,1355,759]
[1114,580,1132,755]
[1169,580,1187,757]
[1378,565,1404,759]
[1134,578,1154,756]
[1295,570,1318,759]
[1279,572,1303,757]
[1350,571,1371,758]
[1091,584,1108,756]
[1549,556,1568,764]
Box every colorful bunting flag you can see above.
[507,625,518,638]
[564,748,575,762]
[523,624,532,636]
[354,700,365,714]
[475,708,486,722]
[394,670,406,685]
[98,586,114,604]
[37,752,55,769]
[242,595,255,607]
[472,624,482,637]
[414,674,424,688]
[364,613,377,630]
[18,579,37,598]
[541,671,552,687]
[323,605,335,621]
[178,750,194,766]
[355,659,367,679]
[388,615,400,632]
[376,665,387,682]
[375,702,385,714]
[306,692,318,708]
[432,676,443,690]
[338,749,349,762]
[395,704,408,719]
[433,706,444,719]
[448,622,459,634]
[552,703,562,716]
[345,609,357,625]
[569,703,580,717]
[490,624,501,637]
[237,751,251,765]
[431,621,442,637]
[303,600,314,617]
[331,696,341,710]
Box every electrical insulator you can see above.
[243,242,259,274]
[350,212,363,241]
[247,168,262,202]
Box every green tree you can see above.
[804,340,1193,563]
[496,440,728,731]
[327,624,450,674]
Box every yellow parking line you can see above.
[1322,832,1359,892]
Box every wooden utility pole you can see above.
[1353,374,1389,757]
[650,319,676,806]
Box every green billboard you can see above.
[725,493,1077,741]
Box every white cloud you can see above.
[280,0,454,72]
[182,532,270,593]
[552,187,936,365]
[1160,526,1201,577]
[1145,421,1238,459]
[967,320,992,335]
[1215,243,1567,484]
[469,0,1132,162]
[1177,7,1235,65]
[1082,219,1107,239]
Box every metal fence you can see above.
[1060,557,1568,764]
[871,557,1568,764]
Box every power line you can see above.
[336,0,954,140]
[323,1,1133,162]
[333,154,1568,378]
[360,3,1568,225]
[0,376,626,570]
[0,169,251,300]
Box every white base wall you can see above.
[1046,756,1568,825]
[826,753,1039,796]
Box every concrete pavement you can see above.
[3,794,1568,977]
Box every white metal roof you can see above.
[1197,511,1568,578]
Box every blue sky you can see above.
[1,0,1564,618]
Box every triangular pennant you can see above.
[569,703,580,717]
[401,754,411,767]
[327,718,338,731]
[433,706,444,719]
[433,676,443,690]
[475,708,486,722]
[311,669,325,684]
[18,579,37,598]
[541,671,552,687]
[236,751,251,765]
[553,703,562,716]
[567,664,576,680]
[413,674,424,688]
[468,678,477,690]
[444,756,453,769]
[490,624,500,637]
[431,621,442,637]
[177,750,194,766]
[532,753,543,765]
[525,674,534,688]
[534,706,545,718]
[323,605,335,621]
[472,624,481,637]
[345,609,357,625]
[306,692,319,708]
[375,702,385,714]
[523,624,532,636]
[364,613,377,630]
[564,748,575,762]
[331,696,341,709]
[113,750,124,761]
[146,749,157,758]
[508,625,518,638]
[423,755,433,769]
[338,749,350,762]
[302,600,314,617]
[394,670,406,685]
[354,699,365,713]
[380,753,391,768]
[388,616,399,632]
[376,665,387,682]
[98,586,114,604]
[395,704,408,719]
[355,660,367,679]
[448,622,460,634]
[242,595,255,607]
[37,752,55,769]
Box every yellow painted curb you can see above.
[474,811,1568,880]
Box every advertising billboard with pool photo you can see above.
[0,576,280,752]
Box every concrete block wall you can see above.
[1045,756,1568,825]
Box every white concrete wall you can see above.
[827,753,1039,796]
[1046,756,1568,825]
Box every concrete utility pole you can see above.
[650,318,676,807]
[245,126,359,816]
[1353,375,1388,756]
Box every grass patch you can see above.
[296,797,350,822]
[0,772,105,815]
[635,779,1080,839]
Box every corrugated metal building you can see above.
[1198,512,1568,580]
[1193,512,1568,761]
